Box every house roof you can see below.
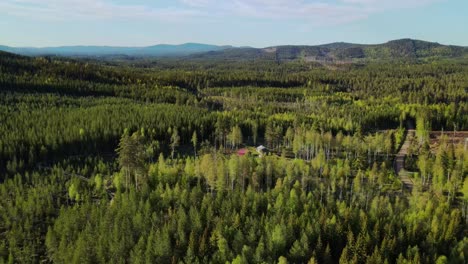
[237,148,248,156]
[256,145,266,150]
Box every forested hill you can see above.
[0,50,23,59]
[2,39,467,62]
[189,39,468,62]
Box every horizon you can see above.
[0,1,467,47]
[2,38,467,49]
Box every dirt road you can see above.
[394,129,415,190]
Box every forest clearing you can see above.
[429,131,468,153]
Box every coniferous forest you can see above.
[0,51,467,264]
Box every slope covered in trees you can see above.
[188,39,468,62]
[2,39,467,62]
[0,51,467,263]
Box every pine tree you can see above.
[116,132,145,190]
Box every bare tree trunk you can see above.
[135,173,138,191]
[365,192,369,211]
[125,168,129,189]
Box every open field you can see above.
[429,131,468,152]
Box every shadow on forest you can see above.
[0,81,114,97]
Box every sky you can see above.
[0,0,467,47]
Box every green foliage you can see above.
[0,52,466,263]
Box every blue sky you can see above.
[0,0,467,47]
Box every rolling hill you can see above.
[1,39,466,61]
[189,39,468,62]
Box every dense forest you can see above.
[0,51,467,263]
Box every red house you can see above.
[237,148,248,156]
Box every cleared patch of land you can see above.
[429,131,468,153]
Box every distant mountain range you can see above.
[1,39,467,61]
[0,43,232,57]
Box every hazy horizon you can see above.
[1,38,467,49]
